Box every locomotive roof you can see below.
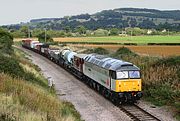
[74,54,87,59]
[84,54,140,71]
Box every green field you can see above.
[55,35,180,44]
[88,36,180,43]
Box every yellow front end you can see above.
[115,79,142,92]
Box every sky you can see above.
[0,0,180,25]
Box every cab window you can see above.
[129,71,140,78]
[116,71,128,79]
[110,71,116,79]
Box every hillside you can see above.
[3,8,180,31]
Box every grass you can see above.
[13,38,38,42]
[0,48,82,121]
[14,35,180,44]
[0,73,80,121]
[53,35,180,44]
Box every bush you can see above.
[94,29,109,36]
[0,28,13,54]
[152,56,180,81]
[84,47,109,55]
[110,28,119,36]
[0,54,24,78]
[0,53,48,88]
[37,32,53,42]
[154,56,180,66]
[112,47,138,59]
[0,112,16,121]
[126,27,146,36]
[116,47,137,55]
[144,84,180,106]
[93,47,109,55]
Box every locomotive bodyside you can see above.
[84,61,111,89]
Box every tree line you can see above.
[5,25,179,42]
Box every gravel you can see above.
[137,100,177,121]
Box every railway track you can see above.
[119,104,161,121]
[21,46,162,121]
[63,61,161,121]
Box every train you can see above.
[22,39,143,104]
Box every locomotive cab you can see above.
[112,70,141,92]
[110,65,143,102]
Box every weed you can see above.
[0,73,81,121]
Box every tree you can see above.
[138,19,156,29]
[129,18,137,27]
[126,27,145,36]
[75,25,86,35]
[0,28,13,54]
[37,32,53,42]
[11,30,25,38]
[58,31,66,37]
[110,28,119,36]
[86,30,93,36]
[94,29,108,36]
[64,26,71,33]
[20,26,30,37]
[32,28,43,37]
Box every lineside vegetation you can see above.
[0,28,81,121]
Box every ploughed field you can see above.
[71,44,180,57]
[54,36,180,56]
